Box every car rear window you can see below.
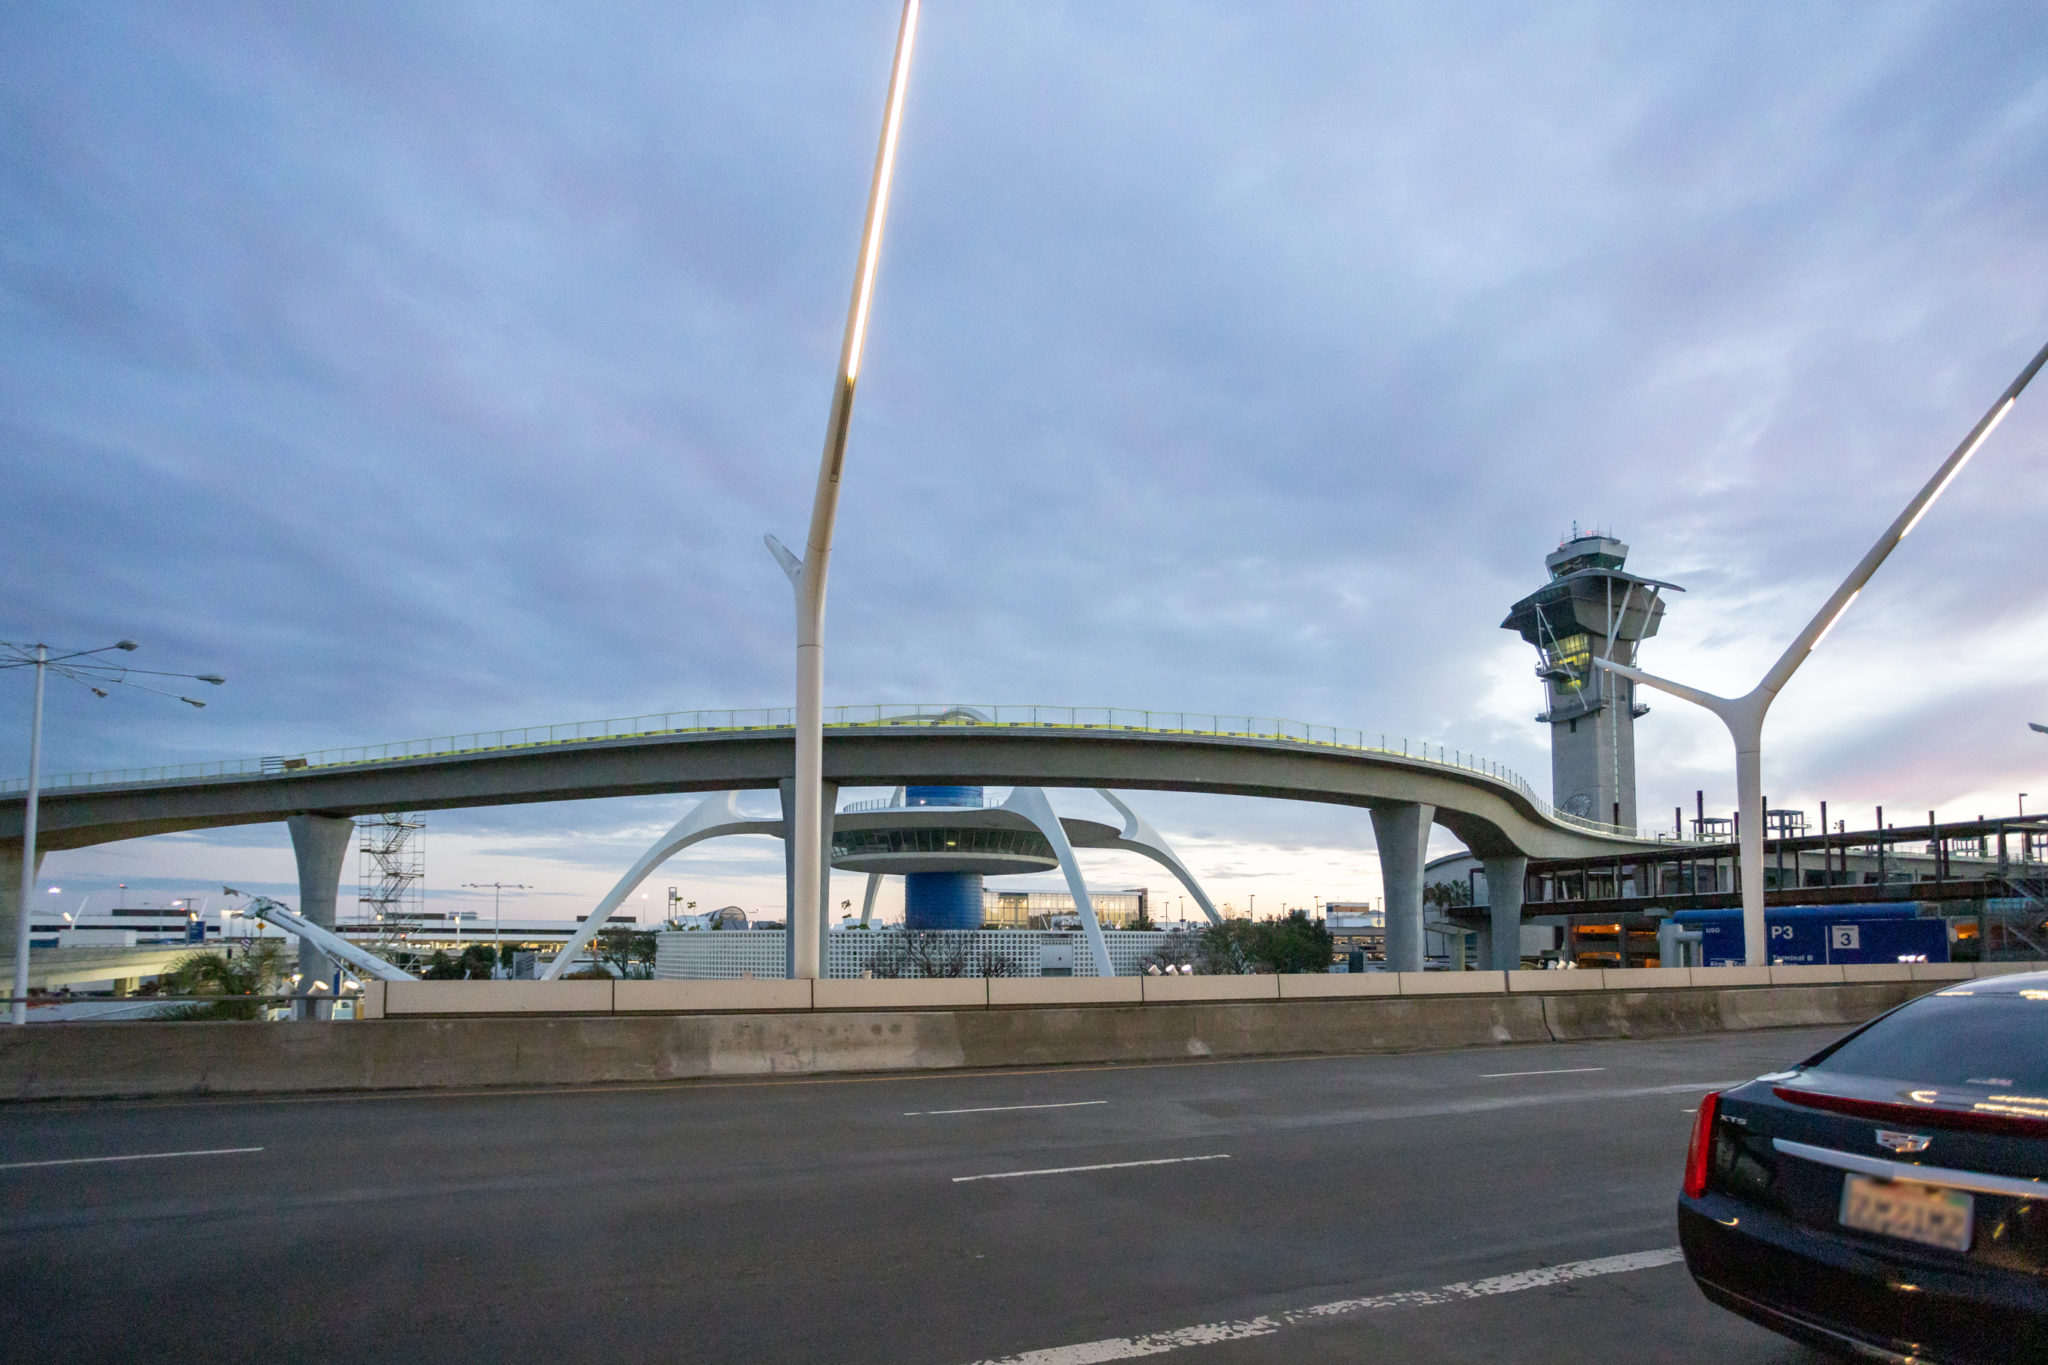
[1809,991,2048,1090]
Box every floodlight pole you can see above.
[6,638,220,1021]
[1599,338,2048,966]
[767,0,921,980]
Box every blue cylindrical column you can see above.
[904,872,985,930]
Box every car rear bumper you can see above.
[1679,1196,2048,1365]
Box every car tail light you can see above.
[1683,1090,1721,1199]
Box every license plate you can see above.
[1840,1173,1974,1252]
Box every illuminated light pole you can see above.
[463,882,531,972]
[1596,339,2048,966]
[3,639,224,1023]
[765,0,921,981]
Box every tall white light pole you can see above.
[1598,339,2048,966]
[4,639,224,1023]
[766,0,921,980]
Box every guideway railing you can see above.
[0,703,1673,842]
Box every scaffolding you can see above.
[357,813,426,947]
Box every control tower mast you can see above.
[1501,531,1681,828]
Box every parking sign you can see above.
[1829,924,1861,952]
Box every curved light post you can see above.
[4,639,225,1023]
[766,0,921,980]
[463,881,531,974]
[1596,339,2048,965]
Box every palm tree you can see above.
[157,940,290,1020]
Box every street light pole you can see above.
[463,882,530,969]
[5,638,223,1023]
[765,0,921,981]
[11,647,45,1027]
[1596,339,2048,966]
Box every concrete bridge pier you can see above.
[1371,803,1434,973]
[780,780,838,979]
[1,843,44,967]
[287,815,355,1014]
[1482,855,1529,972]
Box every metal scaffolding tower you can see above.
[357,813,425,946]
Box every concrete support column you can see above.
[0,843,44,973]
[1481,855,1528,973]
[780,779,838,979]
[1370,803,1434,973]
[287,814,355,996]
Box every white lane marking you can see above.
[1479,1066,1607,1078]
[907,1101,1109,1116]
[954,1154,1230,1184]
[0,1146,263,1172]
[962,1247,1684,1363]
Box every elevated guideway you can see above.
[0,703,1672,859]
[1,704,1694,978]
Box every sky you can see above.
[5,1,2047,927]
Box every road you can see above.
[0,1028,1843,1363]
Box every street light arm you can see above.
[800,0,922,620]
[764,534,804,589]
[1591,657,1741,721]
[1757,336,2048,699]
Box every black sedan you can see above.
[1679,968,2048,1363]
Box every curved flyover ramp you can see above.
[2,705,1666,861]
[2,704,1664,861]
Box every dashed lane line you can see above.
[961,1247,1685,1363]
[953,1154,1229,1184]
[1478,1066,1607,1078]
[0,1146,264,1172]
[908,1101,1109,1116]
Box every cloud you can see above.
[5,2,2046,911]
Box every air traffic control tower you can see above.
[1501,532,1681,828]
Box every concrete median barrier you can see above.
[0,966,2029,1101]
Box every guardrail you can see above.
[0,703,1687,843]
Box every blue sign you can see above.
[1689,912,1948,967]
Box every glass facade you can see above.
[832,827,1056,860]
[1544,631,1591,693]
[982,889,1148,929]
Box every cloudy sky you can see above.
[6,2,2046,926]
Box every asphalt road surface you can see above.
[0,1027,1849,1363]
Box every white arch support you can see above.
[859,872,883,926]
[1095,790,1223,926]
[1002,786,1116,977]
[540,792,777,980]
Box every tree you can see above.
[591,927,658,979]
[1198,910,1333,974]
[421,949,465,980]
[1138,932,1199,973]
[157,940,290,1020]
[458,944,498,979]
[866,931,1024,978]
[1424,880,1473,909]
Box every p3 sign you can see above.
[1829,924,1861,952]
